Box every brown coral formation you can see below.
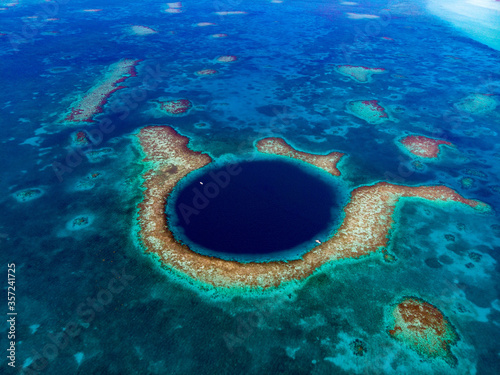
[64,59,140,123]
[256,137,344,176]
[400,135,453,158]
[388,297,459,366]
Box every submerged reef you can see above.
[153,99,193,116]
[214,11,247,15]
[454,93,497,114]
[460,177,475,190]
[129,25,157,35]
[346,100,389,124]
[346,13,380,20]
[350,339,368,356]
[70,130,91,147]
[400,135,453,159]
[85,147,114,163]
[13,188,44,202]
[216,55,238,63]
[195,22,216,27]
[334,65,386,83]
[136,126,489,289]
[387,297,459,366]
[66,215,93,231]
[64,59,140,123]
[195,69,218,76]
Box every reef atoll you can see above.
[129,25,157,36]
[346,99,389,124]
[216,55,238,63]
[334,65,386,83]
[454,93,497,114]
[400,135,453,159]
[153,99,193,116]
[136,126,489,289]
[195,69,218,76]
[387,297,459,366]
[13,188,44,202]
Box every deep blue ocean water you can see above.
[1,0,499,374]
[170,159,344,261]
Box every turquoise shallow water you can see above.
[1,0,500,374]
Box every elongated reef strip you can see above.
[64,59,140,123]
[256,137,344,176]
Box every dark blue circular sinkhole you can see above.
[167,159,344,261]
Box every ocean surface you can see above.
[1,0,500,374]
[170,159,345,261]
